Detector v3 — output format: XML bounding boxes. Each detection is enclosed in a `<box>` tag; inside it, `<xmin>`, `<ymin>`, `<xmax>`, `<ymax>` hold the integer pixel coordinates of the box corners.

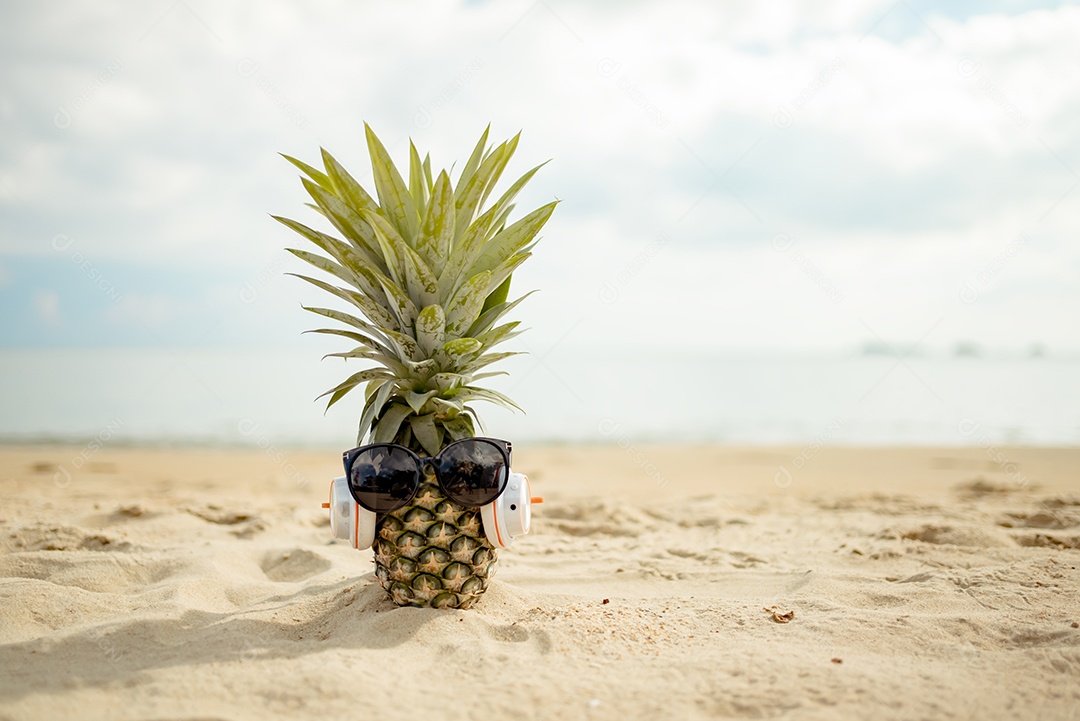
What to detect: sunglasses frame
<box><xmin>342</xmin><ymin>436</ymin><xmax>513</xmax><ymax>514</ymax></box>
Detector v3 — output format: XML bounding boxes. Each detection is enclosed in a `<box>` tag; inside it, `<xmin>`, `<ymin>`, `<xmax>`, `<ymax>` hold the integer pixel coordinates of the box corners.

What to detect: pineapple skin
<box><xmin>372</xmin><ymin>477</ymin><xmax>497</xmax><ymax>608</ymax></box>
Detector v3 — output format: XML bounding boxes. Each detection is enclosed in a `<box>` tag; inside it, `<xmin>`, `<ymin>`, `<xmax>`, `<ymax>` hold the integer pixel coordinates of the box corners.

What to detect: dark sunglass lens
<box><xmin>437</xmin><ymin>440</ymin><xmax>507</xmax><ymax>506</ymax></box>
<box><xmin>347</xmin><ymin>446</ymin><xmax>420</xmax><ymax>513</ymax></box>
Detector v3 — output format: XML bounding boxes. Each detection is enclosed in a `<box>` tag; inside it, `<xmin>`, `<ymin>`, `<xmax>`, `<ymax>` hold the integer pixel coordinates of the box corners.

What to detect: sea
<box><xmin>1</xmin><ymin>348</ymin><xmax>1077</xmax><ymax>449</ymax></box>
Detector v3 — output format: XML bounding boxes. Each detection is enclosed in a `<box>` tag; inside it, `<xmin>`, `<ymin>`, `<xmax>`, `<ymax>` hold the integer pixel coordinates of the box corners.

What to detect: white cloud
<box><xmin>1</xmin><ymin>0</ymin><xmax>1078</xmax><ymax>351</ymax></box>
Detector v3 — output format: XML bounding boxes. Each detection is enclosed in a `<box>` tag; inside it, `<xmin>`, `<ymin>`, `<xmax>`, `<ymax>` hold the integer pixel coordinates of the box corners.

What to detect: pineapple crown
<box><xmin>274</xmin><ymin>124</ymin><xmax>556</xmax><ymax>454</ymax></box>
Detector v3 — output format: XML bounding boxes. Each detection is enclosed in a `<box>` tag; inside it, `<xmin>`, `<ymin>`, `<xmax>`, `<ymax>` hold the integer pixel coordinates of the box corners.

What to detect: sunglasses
<box><xmin>343</xmin><ymin>437</ymin><xmax>512</xmax><ymax>514</ymax></box>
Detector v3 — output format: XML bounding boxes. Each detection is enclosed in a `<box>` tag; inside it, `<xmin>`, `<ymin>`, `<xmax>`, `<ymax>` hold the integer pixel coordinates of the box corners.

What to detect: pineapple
<box><xmin>275</xmin><ymin>124</ymin><xmax>555</xmax><ymax>608</ymax></box>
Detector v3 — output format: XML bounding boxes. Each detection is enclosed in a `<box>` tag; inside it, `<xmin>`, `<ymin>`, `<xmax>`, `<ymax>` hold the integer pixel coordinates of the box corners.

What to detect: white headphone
<box><xmin>325</xmin><ymin>472</ymin><xmax>539</xmax><ymax>550</ymax></box>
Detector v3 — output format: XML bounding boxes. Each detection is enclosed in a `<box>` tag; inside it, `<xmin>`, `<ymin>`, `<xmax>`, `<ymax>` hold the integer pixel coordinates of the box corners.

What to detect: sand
<box><xmin>1</xmin><ymin>443</ymin><xmax>1078</xmax><ymax>720</ymax></box>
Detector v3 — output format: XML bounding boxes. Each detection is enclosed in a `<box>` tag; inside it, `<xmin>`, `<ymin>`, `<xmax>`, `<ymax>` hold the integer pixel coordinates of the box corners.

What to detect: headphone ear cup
<box><xmin>328</xmin><ymin>476</ymin><xmax>376</xmax><ymax>550</ymax></box>
<box><xmin>480</xmin><ymin>472</ymin><xmax>532</xmax><ymax>549</ymax></box>
<box><xmin>353</xmin><ymin>503</ymin><xmax>376</xmax><ymax>551</ymax></box>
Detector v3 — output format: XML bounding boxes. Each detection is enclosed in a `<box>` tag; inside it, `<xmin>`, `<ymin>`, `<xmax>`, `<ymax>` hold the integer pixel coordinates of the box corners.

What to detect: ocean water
<box><xmin>0</xmin><ymin>348</ymin><xmax>1077</xmax><ymax>448</ymax></box>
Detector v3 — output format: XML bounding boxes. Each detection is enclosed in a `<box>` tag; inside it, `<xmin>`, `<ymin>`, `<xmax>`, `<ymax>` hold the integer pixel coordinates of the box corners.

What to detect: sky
<box><xmin>1</xmin><ymin>0</ymin><xmax>1079</xmax><ymax>358</ymax></box>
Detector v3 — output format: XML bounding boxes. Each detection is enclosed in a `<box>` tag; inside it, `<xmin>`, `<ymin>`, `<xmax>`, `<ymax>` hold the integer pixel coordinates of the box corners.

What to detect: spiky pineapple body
<box><xmin>373</xmin><ymin>478</ymin><xmax>497</xmax><ymax>608</ymax></box>
<box><xmin>278</xmin><ymin>123</ymin><xmax>553</xmax><ymax>607</ymax></box>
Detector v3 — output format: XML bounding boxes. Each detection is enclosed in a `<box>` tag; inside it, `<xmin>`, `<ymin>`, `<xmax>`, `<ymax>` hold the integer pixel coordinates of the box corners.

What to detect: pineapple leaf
<box><xmin>406</xmin><ymin>358</ymin><xmax>438</xmax><ymax>377</ymax></box>
<box><xmin>363</xmin><ymin>209</ymin><xmax>410</xmax><ymax>291</ymax></box>
<box><xmin>487</xmin><ymin>161</ymin><xmax>550</xmax><ymax>221</ymax></box>
<box><xmin>323</xmin><ymin>386</ymin><xmax>355</xmax><ymax>413</ymax></box>
<box><xmin>373</xmin><ymin>401</ymin><xmax>414</xmax><ymax>444</ymax></box>
<box><xmin>357</xmin><ymin>380</ymin><xmax>394</xmax><ymax>444</ymax></box>
<box><xmin>364</xmin><ymin>378</ymin><xmax>386</xmax><ymax>401</ymax></box>
<box><xmin>277</xmin><ymin>219</ymin><xmax>387</xmax><ymax>304</ymax></box>
<box><xmin>384</xmin><ymin>328</ymin><xmax>423</xmax><ymax>362</ymax></box>
<box><xmin>322</xmin><ymin>348</ymin><xmax>407</xmax><ymax>377</ymax></box>
<box><xmin>301</xmin><ymin>179</ymin><xmax>383</xmax><ymax>268</ymax></box>
<box><xmin>366</xmin><ymin>207</ymin><xmax>437</xmax><ymax>307</ymax></box>
<box><xmin>469</xmin><ymin>201</ymin><xmax>557</xmax><ymax>276</ymax></box>
<box><xmin>445</xmin><ymin>270</ymin><xmax>492</xmax><ymax>339</ymax></box>
<box><xmin>436</xmin><ymin>202</ymin><xmax>497</xmax><ymax>304</ymax></box>
<box><xmin>461</xmin><ymin>350</ymin><xmax>524</xmax><ymax>374</ymax></box>
<box><xmin>410</xmin><ymin>413</ymin><xmax>442</xmax><ymax>456</ymax></box>
<box><xmin>408</xmin><ymin>141</ymin><xmax>427</xmax><ymax>220</ymax></box>
<box><xmin>442</xmin><ymin>414</ymin><xmax>475</xmax><ymax>441</ymax></box>
<box><xmin>289</xmin><ymin>274</ymin><xmax>400</xmax><ymax>332</ymax></box>
<box><xmin>471</xmin><ymin>370</ymin><xmax>509</xmax><ymax>381</ymax></box>
<box><xmin>321</xmin><ymin>148</ymin><xmax>378</xmax><ymax>215</ymax></box>
<box><xmin>401</xmin><ymin>243</ymin><xmax>439</xmax><ymax>309</ymax></box>
<box><xmin>456</xmin><ymin>124</ymin><xmax>490</xmax><ymax>194</ymax></box>
<box><xmin>465</xmin><ymin>290</ymin><xmax>537</xmax><ymax>338</ymax></box>
<box><xmin>315</xmin><ymin>332</ymin><xmax>395</xmax><ymax>361</ymax></box>
<box><xmin>286</xmin><ymin>248</ymin><xmax>361</xmax><ymax>290</ymax></box>
<box><xmin>322</xmin><ymin>348</ymin><xmax>379</xmax><ymax>360</ymax></box>
<box><xmin>422</xmin><ymin>153</ymin><xmax>434</xmax><ymax>193</ymax></box>
<box><xmin>429</xmin><ymin>395</ymin><xmax>464</xmax><ymax>413</ymax></box>
<box><xmin>317</xmin><ymin>368</ymin><xmax>392</xmax><ymax>410</ymax></box>
<box><xmin>406</xmin><ymin>390</ymin><xmax>438</xmax><ymax>414</ymax></box>
<box><xmin>436</xmin><ymin>337</ymin><xmax>483</xmax><ymax>369</ymax></box>
<box><xmin>372</xmin><ymin>270</ymin><xmax>418</xmax><ymax>333</ymax></box>
<box><xmin>415</xmin><ymin>304</ymin><xmax>446</xmax><ymax>358</ymax></box>
<box><xmin>272</xmin><ymin>216</ymin><xmax>374</xmax><ymax>269</ymax></box>
<box><xmin>454</xmin><ymin>136</ymin><xmax>517</xmax><ymax>241</ymax></box>
<box><xmin>281</xmin><ymin>153</ymin><xmax>332</xmax><ymax>189</ymax></box>
<box><xmin>474</xmin><ymin>320</ymin><xmax>521</xmax><ymax>349</ymax></box>
<box><xmin>365</xmin><ymin>123</ymin><xmax>420</xmax><ymax>243</ymax></box>
<box><xmin>477</xmin><ymin>132</ymin><xmax>520</xmax><ymax>211</ymax></box>
<box><xmin>488</xmin><ymin>203</ymin><xmax>516</xmax><ymax>240</ymax></box>
<box><xmin>342</xmin><ymin>263</ymin><xmax>391</xmax><ymax>311</ymax></box>
<box><xmin>418</xmin><ymin>170</ymin><xmax>455</xmax><ymax>276</ymax></box>
<box><xmin>482</xmin><ymin>273</ymin><xmax>513</xmax><ymax>315</ymax></box>
<box><xmin>303</xmin><ymin>327</ymin><xmax>380</xmax><ymax>345</ymax></box>
<box><xmin>486</xmin><ymin>252</ymin><xmax>530</xmax><ymax>301</ymax></box>
<box><xmin>456</xmin><ymin>385</ymin><xmax>524</xmax><ymax>413</ymax></box>
<box><xmin>300</xmin><ymin>306</ymin><xmax>390</xmax><ymax>344</ymax></box>
<box><xmin>428</xmin><ymin>372</ymin><xmax>468</xmax><ymax>393</ymax></box>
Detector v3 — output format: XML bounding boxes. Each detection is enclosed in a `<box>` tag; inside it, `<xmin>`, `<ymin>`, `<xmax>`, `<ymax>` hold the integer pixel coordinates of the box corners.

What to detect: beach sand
<box><xmin>1</xmin><ymin>444</ymin><xmax>1078</xmax><ymax>720</ymax></box>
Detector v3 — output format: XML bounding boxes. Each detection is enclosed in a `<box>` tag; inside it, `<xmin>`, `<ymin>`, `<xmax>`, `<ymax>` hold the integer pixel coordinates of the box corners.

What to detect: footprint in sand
<box><xmin>481</xmin><ymin>619</ymin><xmax>552</xmax><ymax>654</ymax></box>
<box><xmin>952</xmin><ymin>478</ymin><xmax>1028</xmax><ymax>498</ymax></box>
<box><xmin>998</xmin><ymin>509</ymin><xmax>1077</xmax><ymax>530</ymax></box>
<box><xmin>0</xmin><ymin>549</ymin><xmax>179</xmax><ymax>593</ymax></box>
<box><xmin>260</xmin><ymin>549</ymin><xmax>332</xmax><ymax>582</ymax></box>
<box><xmin>186</xmin><ymin>505</ymin><xmax>267</xmax><ymax>538</ymax></box>
<box><xmin>5</xmin><ymin>523</ymin><xmax>132</xmax><ymax>552</ymax></box>
<box><xmin>186</xmin><ymin>505</ymin><xmax>255</xmax><ymax>525</ymax></box>
<box><xmin>1012</xmin><ymin>533</ymin><xmax>1080</xmax><ymax>550</ymax></box>
<box><xmin>898</xmin><ymin>524</ymin><xmax>1015</xmax><ymax>548</ymax></box>
<box><xmin>485</xmin><ymin>623</ymin><xmax>530</xmax><ymax>643</ymax></box>
<box><xmin>543</xmin><ymin>501</ymin><xmax>656</xmax><ymax>537</ymax></box>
